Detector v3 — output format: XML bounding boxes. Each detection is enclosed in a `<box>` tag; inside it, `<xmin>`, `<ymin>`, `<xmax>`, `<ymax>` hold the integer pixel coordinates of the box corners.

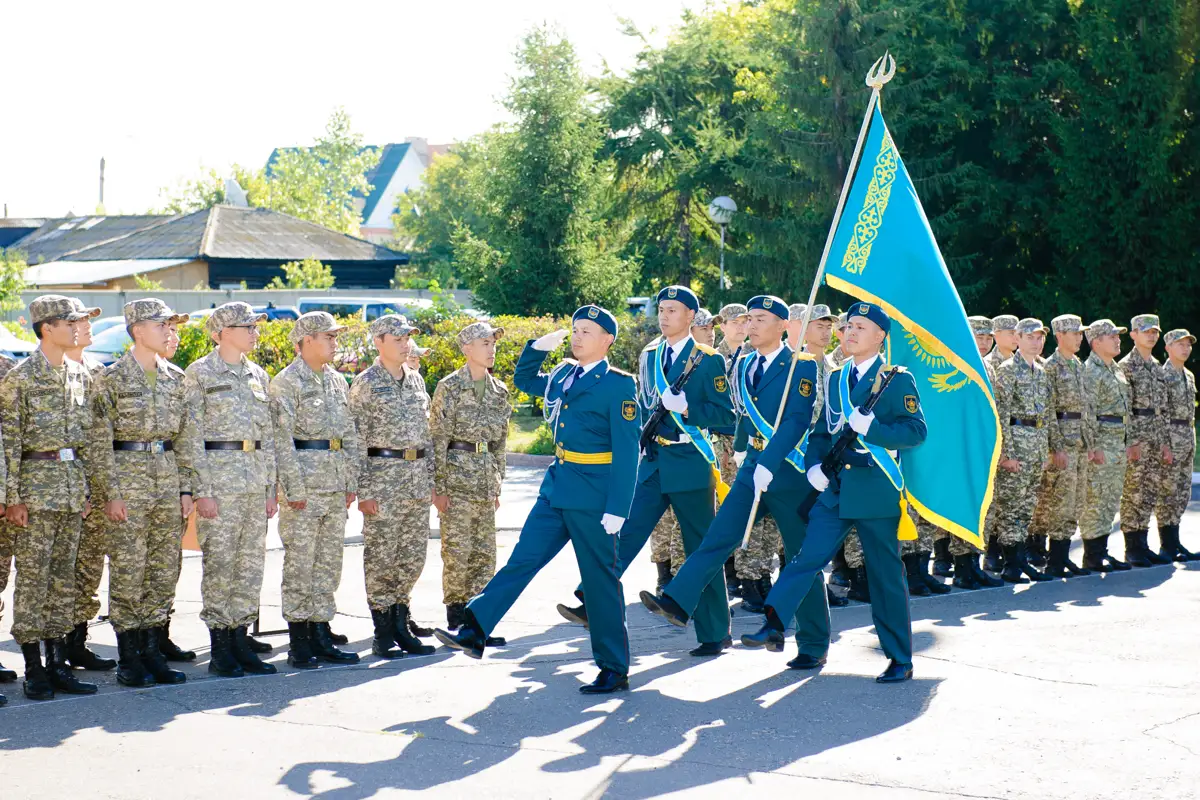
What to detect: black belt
<box><xmin>1055</xmin><ymin>412</ymin><xmax>1082</xmax><ymax>421</ymax></box>
<box><xmin>367</xmin><ymin>447</ymin><xmax>426</xmax><ymax>460</ymax></box>
<box><xmin>1169</xmin><ymin>418</ymin><xmax>1192</xmax><ymax>426</ymax></box>
<box><xmin>22</xmin><ymin>448</ymin><xmax>78</xmax><ymax>461</ymax></box>
<box><xmin>114</xmin><ymin>440</ymin><xmax>173</xmax><ymax>452</ymax></box>
<box><xmin>1010</xmin><ymin>417</ymin><xmax>1042</xmax><ymax>428</ymax></box>
<box><xmin>448</xmin><ymin>440</ymin><xmax>497</xmax><ymax>454</ymax></box>
<box><xmin>1132</xmin><ymin>408</ymin><xmax>1156</xmax><ymax>417</ymax></box>
<box><xmin>293</xmin><ymin>439</ymin><xmax>343</xmax><ymax>451</ymax></box>
<box><xmin>1096</xmin><ymin>415</ymin><xmax>1125</xmax><ymax>424</ymax></box>
<box><xmin>205</xmin><ymin>440</ymin><xmax>261</xmax><ymax>451</ymax></box>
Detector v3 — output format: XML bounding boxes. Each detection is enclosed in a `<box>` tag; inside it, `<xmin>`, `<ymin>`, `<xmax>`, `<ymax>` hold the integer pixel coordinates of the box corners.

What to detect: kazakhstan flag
<box><xmin>825</xmin><ymin>102</ymin><xmax>1000</xmax><ymax>547</ymax></box>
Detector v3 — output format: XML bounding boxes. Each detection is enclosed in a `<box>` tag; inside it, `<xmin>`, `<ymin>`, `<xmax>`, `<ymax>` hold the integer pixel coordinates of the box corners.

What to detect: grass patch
<box><xmin>508</xmin><ymin>414</ymin><xmax>555</xmax><ymax>455</ymax></box>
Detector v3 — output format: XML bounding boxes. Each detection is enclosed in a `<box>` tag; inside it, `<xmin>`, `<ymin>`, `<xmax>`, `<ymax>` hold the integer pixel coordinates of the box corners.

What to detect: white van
<box><xmin>296</xmin><ymin>296</ymin><xmax>433</xmax><ymax>322</ymax></box>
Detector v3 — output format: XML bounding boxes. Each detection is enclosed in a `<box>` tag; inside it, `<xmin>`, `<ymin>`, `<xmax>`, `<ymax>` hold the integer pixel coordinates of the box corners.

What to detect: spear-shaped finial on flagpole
<box><xmin>865</xmin><ymin>52</ymin><xmax>897</xmax><ymax>90</ymax></box>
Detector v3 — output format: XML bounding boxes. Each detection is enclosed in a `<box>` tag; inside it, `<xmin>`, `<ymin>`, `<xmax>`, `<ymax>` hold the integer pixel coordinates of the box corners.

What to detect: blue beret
<box><xmin>573</xmin><ymin>305</ymin><xmax>618</xmax><ymax>339</ymax></box>
<box><xmin>747</xmin><ymin>295</ymin><xmax>788</xmax><ymax>321</ymax></box>
<box><xmin>656</xmin><ymin>285</ymin><xmax>699</xmax><ymax>312</ymax></box>
<box><xmin>847</xmin><ymin>301</ymin><xmax>891</xmax><ymax>334</ymax></box>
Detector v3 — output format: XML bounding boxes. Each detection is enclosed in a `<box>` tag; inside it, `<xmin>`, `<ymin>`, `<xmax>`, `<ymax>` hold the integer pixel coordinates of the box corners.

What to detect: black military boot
<box><xmin>141</xmin><ymin>629</ymin><xmax>187</xmax><ymax>684</ymax></box>
<box><xmin>45</xmin><ymin>638</ymin><xmax>98</xmax><ymax>694</ymax></box>
<box><xmin>1083</xmin><ymin>535</ymin><xmax>1131</xmax><ymax>572</ymax></box>
<box><xmin>1171</xmin><ymin>526</ymin><xmax>1200</xmax><ymax>561</ymax></box>
<box><xmin>983</xmin><ymin>538</ymin><xmax>1004</xmax><ymax>572</ymax></box>
<box><xmin>65</xmin><ymin>621</ymin><xmax>116</xmax><ymax>671</ymax></box>
<box><xmin>0</xmin><ymin>658</ymin><xmax>16</xmax><ymax>684</ymax></box>
<box><xmin>434</xmin><ymin>609</ymin><xmax>488</xmax><ymax>659</ymax></box>
<box><xmin>245</xmin><ymin>631</ymin><xmax>274</xmax><ymax>654</ymax></box>
<box><xmin>393</xmin><ymin>604</ymin><xmax>436</xmax><ymax>655</ymax></box>
<box><xmin>1042</xmin><ymin>538</ymin><xmax>1072</xmax><ymax>579</ymax></box>
<box><xmin>115</xmin><ymin>629</ymin><xmax>154</xmax><ymax>687</ymax></box>
<box><xmin>1123</xmin><ymin>530</ymin><xmax>1153</xmax><ymax>568</ymax></box>
<box><xmin>903</xmin><ymin>553</ymin><xmax>930</xmax><ymax>596</ymax></box>
<box><xmin>207</xmin><ymin>627</ymin><xmax>245</xmax><ymax>677</ymax></box>
<box><xmin>21</xmin><ymin>642</ymin><xmax>53</xmax><ymax>701</ymax></box>
<box><xmin>1063</xmin><ymin>541</ymin><xmax>1092</xmax><ymax>576</ymax></box>
<box><xmin>1143</xmin><ymin>529</ymin><xmax>1171</xmax><ymax>565</ymax></box>
<box><xmin>1012</xmin><ymin>542</ymin><xmax>1052</xmax><ymax>583</ymax></box>
<box><xmin>829</xmin><ymin>546</ymin><xmax>851</xmax><ymax>588</ymax></box>
<box><xmin>286</xmin><ymin>621</ymin><xmax>320</xmax><ymax>669</ymax></box>
<box><xmin>919</xmin><ymin>554</ymin><xmax>951</xmax><ymax>594</ymax></box>
<box><xmin>826</xmin><ymin>583</ymin><xmax>849</xmax><ymax>607</ymax></box>
<box><xmin>231</xmin><ymin>625</ymin><xmax>278</xmax><ymax>674</ymax></box>
<box><xmin>371</xmin><ymin>607</ymin><xmax>404</xmax><ymax>659</ymax></box>
<box><xmin>1158</xmin><ymin>524</ymin><xmax>1195</xmax><ymax>562</ymax></box>
<box><xmin>656</xmin><ymin>561</ymin><xmax>673</xmax><ymax>595</ymax></box>
<box><xmin>1027</xmin><ymin>535</ymin><xmax>1048</xmax><ymax>568</ymax></box>
<box><xmin>932</xmin><ymin>538</ymin><xmax>954</xmax><ymax>577</ymax></box>
<box><xmin>158</xmin><ymin>619</ymin><xmax>196</xmax><ymax>662</ymax></box>
<box><xmin>311</xmin><ymin>622</ymin><xmax>359</xmax><ymax>664</ymax></box>
<box><xmin>740</xmin><ymin>577</ymin><xmax>766</xmax><ymax>612</ymax></box>
<box><xmin>446</xmin><ymin>603</ymin><xmax>467</xmax><ymax>630</ymax></box>
<box><xmin>759</xmin><ymin>573</ymin><xmax>773</xmax><ymax>598</ymax></box>
<box><xmin>1000</xmin><ymin>544</ymin><xmax>1029</xmax><ymax>584</ymax></box>
<box><xmin>952</xmin><ymin>554</ymin><xmax>981</xmax><ymax>589</ymax></box>
<box><xmin>724</xmin><ymin>557</ymin><xmax>741</xmax><ymax>597</ymax></box>
<box><xmin>847</xmin><ymin>566</ymin><xmax>871</xmax><ymax>602</ymax></box>
<box><xmin>971</xmin><ymin>554</ymin><xmax>1004</xmax><ymax>587</ymax></box>
<box><xmin>408</xmin><ymin>615</ymin><xmax>434</xmax><ymax>638</ymax></box>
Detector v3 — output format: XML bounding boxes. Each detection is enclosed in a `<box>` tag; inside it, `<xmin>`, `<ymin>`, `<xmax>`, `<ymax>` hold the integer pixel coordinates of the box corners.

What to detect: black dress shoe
<box><xmin>639</xmin><ymin>591</ymin><xmax>689</xmax><ymax>627</ymax></box>
<box><xmin>556</xmin><ymin>602</ymin><xmax>589</xmax><ymax>628</ymax></box>
<box><xmin>433</xmin><ymin>626</ymin><xmax>485</xmax><ymax>659</ymax></box>
<box><xmin>580</xmin><ymin>669</ymin><xmax>629</xmax><ymax>694</ymax></box>
<box><xmin>485</xmin><ymin>636</ymin><xmax>506</xmax><ymax>647</ymax></box>
<box><xmin>826</xmin><ymin>585</ymin><xmax>849</xmax><ymax>607</ymax></box>
<box><xmin>689</xmin><ymin>637</ymin><xmax>733</xmax><ymax>657</ymax></box>
<box><xmin>786</xmin><ymin>653</ymin><xmax>827</xmax><ymax>670</ymax></box>
<box><xmin>0</xmin><ymin>665</ymin><xmax>17</xmax><ymax>683</ymax></box>
<box><xmin>876</xmin><ymin>660</ymin><xmax>913</xmax><ymax>683</ymax></box>
<box><xmin>740</xmin><ymin>616</ymin><xmax>786</xmax><ymax>652</ymax></box>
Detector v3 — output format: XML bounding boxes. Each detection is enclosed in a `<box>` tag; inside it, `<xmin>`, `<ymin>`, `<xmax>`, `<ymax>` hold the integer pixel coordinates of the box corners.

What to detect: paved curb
<box><xmin>506</xmin><ymin>453</ymin><xmax>554</xmax><ymax>468</ymax></box>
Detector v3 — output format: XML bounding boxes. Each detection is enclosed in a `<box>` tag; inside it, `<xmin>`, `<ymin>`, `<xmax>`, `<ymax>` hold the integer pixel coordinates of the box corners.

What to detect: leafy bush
<box><xmin>523</xmin><ymin>422</ymin><xmax>557</xmax><ymax>456</ymax></box>
<box><xmin>3</xmin><ymin>320</ymin><xmax>35</xmax><ymax>342</ymax></box>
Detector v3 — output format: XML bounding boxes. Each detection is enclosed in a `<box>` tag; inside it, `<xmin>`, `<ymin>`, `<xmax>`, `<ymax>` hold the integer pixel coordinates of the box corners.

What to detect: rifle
<box><xmin>797</xmin><ymin>366</ymin><xmax>900</xmax><ymax>523</ymax></box>
<box><xmin>639</xmin><ymin>350</ymin><xmax>705</xmax><ymax>460</ymax></box>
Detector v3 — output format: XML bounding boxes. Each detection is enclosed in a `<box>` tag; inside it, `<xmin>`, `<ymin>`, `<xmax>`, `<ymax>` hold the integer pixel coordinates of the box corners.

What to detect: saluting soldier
<box><xmin>270</xmin><ymin>312</ymin><xmax>361</xmax><ymax>669</ymax></box>
<box><xmin>89</xmin><ymin>299</ymin><xmax>193</xmax><ymax>687</ymax></box>
<box><xmin>2</xmin><ymin>295</ymin><xmax>100</xmax><ymax>700</ymax></box>
<box><xmin>430</xmin><ymin>321</ymin><xmax>511</xmax><ymax>639</ymax></box>
<box><xmin>436</xmin><ymin>305</ymin><xmax>640</xmax><ymax>694</ymax></box>
<box><xmin>1155</xmin><ymin>329</ymin><xmax>1198</xmax><ymax>561</ymax></box>
<box><xmin>178</xmin><ymin>302</ymin><xmax>278</xmax><ymax>678</ymax></box>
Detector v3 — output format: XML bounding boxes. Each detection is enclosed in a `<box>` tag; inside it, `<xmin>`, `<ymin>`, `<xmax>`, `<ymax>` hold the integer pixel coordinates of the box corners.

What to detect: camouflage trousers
<box><xmin>107</xmin><ymin>497</ymin><xmax>184</xmax><ymax>633</ymax></box>
<box><xmin>363</xmin><ymin>497</ymin><xmax>429</xmax><ymax>609</ymax></box>
<box><xmin>439</xmin><ymin>498</ymin><xmax>495</xmax><ymax>606</ymax></box>
<box><xmin>934</xmin><ymin>528</ymin><xmax>979</xmax><ymax>557</ymax></box>
<box><xmin>280</xmin><ymin>492</ymin><xmax>348</xmax><ymax>623</ymax></box>
<box><xmin>900</xmin><ymin>507</ymin><xmax>936</xmax><ymax>555</ymax></box>
<box><xmin>1155</xmin><ymin>446</ymin><xmax>1194</xmax><ymax>527</ymax></box>
<box><xmin>649</xmin><ymin>506</ymin><xmax>685</xmax><ymax>573</ymax></box>
<box><xmin>995</xmin><ymin>459</ymin><xmax>1043</xmax><ymax>547</ymax></box>
<box><xmin>1030</xmin><ymin>445</ymin><xmax>1087</xmax><ymax>541</ymax></box>
<box><xmin>844</xmin><ymin>530</ymin><xmax>864</xmax><ymax>568</ymax></box>
<box><xmin>72</xmin><ymin>506</ymin><xmax>108</xmax><ymax>625</ymax></box>
<box><xmin>197</xmin><ymin>491</ymin><xmax>267</xmax><ymax>629</ymax></box>
<box><xmin>1120</xmin><ymin>446</ymin><xmax>1162</xmax><ymax>532</ymax></box>
<box><xmin>0</xmin><ymin>522</ymin><xmax>13</xmax><ymax>624</ymax></box>
<box><xmin>1080</xmin><ymin>436</ymin><xmax>1127</xmax><ymax>541</ymax></box>
<box><xmin>11</xmin><ymin>511</ymin><xmax>82</xmax><ymax>645</ymax></box>
<box><xmin>735</xmin><ymin>512</ymin><xmax>780</xmax><ymax>580</ymax></box>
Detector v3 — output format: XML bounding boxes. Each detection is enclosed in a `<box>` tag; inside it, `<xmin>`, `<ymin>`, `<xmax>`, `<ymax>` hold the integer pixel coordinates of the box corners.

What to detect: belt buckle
<box><xmin>151</xmin><ymin>441</ymin><xmax>165</xmax><ymax>454</ymax></box>
<box><xmin>331</xmin><ymin>439</ymin><xmax>342</xmax><ymax>451</ymax></box>
<box><xmin>403</xmin><ymin>448</ymin><xmax>418</xmax><ymax>461</ymax></box>
<box><xmin>242</xmin><ymin>440</ymin><xmax>254</xmax><ymax>452</ymax></box>
<box><xmin>476</xmin><ymin>441</ymin><xmax>488</xmax><ymax>454</ymax></box>
<box><xmin>58</xmin><ymin>448</ymin><xmax>75</xmax><ymax>462</ymax></box>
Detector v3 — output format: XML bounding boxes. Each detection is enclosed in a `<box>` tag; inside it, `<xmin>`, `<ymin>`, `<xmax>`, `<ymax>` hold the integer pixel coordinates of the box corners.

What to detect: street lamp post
<box><xmin>706</xmin><ymin>196</ymin><xmax>737</xmax><ymax>293</ymax></box>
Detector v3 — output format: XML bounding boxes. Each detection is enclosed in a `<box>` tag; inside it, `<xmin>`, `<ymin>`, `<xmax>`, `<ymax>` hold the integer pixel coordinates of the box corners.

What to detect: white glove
<box><xmin>848</xmin><ymin>408</ymin><xmax>875</xmax><ymax>435</ymax></box>
<box><xmin>601</xmin><ymin>513</ymin><xmax>625</xmax><ymax>535</ymax></box>
<box><xmin>733</xmin><ymin>451</ymin><xmax>746</xmax><ymax>468</ymax></box>
<box><xmin>753</xmin><ymin>464</ymin><xmax>773</xmax><ymax>494</ymax></box>
<box><xmin>661</xmin><ymin>388</ymin><xmax>688</xmax><ymax>414</ymax></box>
<box><xmin>807</xmin><ymin>465</ymin><xmax>830</xmax><ymax>492</ymax></box>
<box><xmin>532</xmin><ymin>329</ymin><xmax>570</xmax><ymax>351</ymax></box>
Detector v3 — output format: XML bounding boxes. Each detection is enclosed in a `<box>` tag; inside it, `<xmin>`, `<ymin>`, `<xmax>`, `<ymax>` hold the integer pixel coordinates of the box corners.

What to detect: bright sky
<box><xmin>0</xmin><ymin>0</ymin><xmax>708</xmax><ymax>219</ymax></box>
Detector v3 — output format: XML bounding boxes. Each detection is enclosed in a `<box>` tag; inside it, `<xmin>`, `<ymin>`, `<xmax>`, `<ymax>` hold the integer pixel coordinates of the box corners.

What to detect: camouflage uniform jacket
<box><xmin>994</xmin><ymin>355</ymin><xmax>1053</xmax><ymax>463</ymax></box>
<box><xmin>1082</xmin><ymin>353</ymin><xmax>1131</xmax><ymax>452</ymax></box>
<box><xmin>270</xmin><ymin>357</ymin><xmax>359</xmax><ymax>502</ymax></box>
<box><xmin>89</xmin><ymin>351</ymin><xmax>191</xmax><ymax>504</ymax></box>
<box><xmin>984</xmin><ymin>347</ymin><xmax>1013</xmax><ymax>376</ymax></box>
<box><xmin>1160</xmin><ymin>361</ymin><xmax>1196</xmax><ymax>456</ymax></box>
<box><xmin>1118</xmin><ymin>348</ymin><xmax>1165</xmax><ymax>448</ymax></box>
<box><xmin>348</xmin><ymin>359</ymin><xmax>433</xmax><ymax>502</ymax></box>
<box><xmin>0</xmin><ymin>349</ymin><xmax>92</xmax><ymax>512</ymax></box>
<box><xmin>1043</xmin><ymin>350</ymin><xmax>1087</xmax><ymax>453</ymax></box>
<box><xmin>179</xmin><ymin>350</ymin><xmax>276</xmax><ymax>499</ymax></box>
<box><xmin>430</xmin><ymin>365</ymin><xmax>510</xmax><ymax>499</ymax></box>
<box><xmin>717</xmin><ymin>339</ymin><xmax>745</xmax><ymax>374</ymax></box>
<box><xmin>0</xmin><ymin>354</ymin><xmax>16</xmax><ymax>382</ymax></box>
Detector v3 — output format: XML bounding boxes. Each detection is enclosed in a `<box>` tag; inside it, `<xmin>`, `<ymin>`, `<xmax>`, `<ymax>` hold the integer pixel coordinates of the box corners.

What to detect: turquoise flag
<box><xmin>825</xmin><ymin>102</ymin><xmax>1000</xmax><ymax>547</ymax></box>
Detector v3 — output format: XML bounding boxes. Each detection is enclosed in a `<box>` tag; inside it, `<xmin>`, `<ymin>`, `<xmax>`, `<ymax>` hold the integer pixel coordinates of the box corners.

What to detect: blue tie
<box><xmin>849</xmin><ymin>367</ymin><xmax>859</xmax><ymax>392</ymax></box>
<box><xmin>563</xmin><ymin>365</ymin><xmax>584</xmax><ymax>392</ymax></box>
<box><xmin>663</xmin><ymin>348</ymin><xmax>674</xmax><ymax>377</ymax></box>
<box><xmin>751</xmin><ymin>355</ymin><xmax>766</xmax><ymax>389</ymax></box>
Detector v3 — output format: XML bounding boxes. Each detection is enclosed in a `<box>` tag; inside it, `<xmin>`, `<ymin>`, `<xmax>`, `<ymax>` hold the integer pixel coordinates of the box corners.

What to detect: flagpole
<box><xmin>740</xmin><ymin>53</ymin><xmax>896</xmax><ymax>549</ymax></box>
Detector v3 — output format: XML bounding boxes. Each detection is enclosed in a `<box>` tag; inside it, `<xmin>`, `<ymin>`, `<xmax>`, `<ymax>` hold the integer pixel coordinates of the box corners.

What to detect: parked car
<box><xmin>90</xmin><ymin>316</ymin><xmax>125</xmax><ymax>337</ymax></box>
<box><xmin>297</xmin><ymin>296</ymin><xmax>432</xmax><ymax>322</ymax></box>
<box><xmin>256</xmin><ymin>303</ymin><xmax>298</xmax><ymax>321</ymax></box>
<box><xmin>84</xmin><ymin>325</ymin><xmax>132</xmax><ymax>366</ymax></box>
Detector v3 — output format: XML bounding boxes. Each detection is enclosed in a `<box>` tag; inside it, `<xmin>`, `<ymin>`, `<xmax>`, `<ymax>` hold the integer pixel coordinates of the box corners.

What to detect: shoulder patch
<box><xmin>621</xmin><ymin>400</ymin><xmax>637</xmax><ymax>421</ymax></box>
<box><xmin>904</xmin><ymin>394</ymin><xmax>919</xmax><ymax>414</ymax></box>
<box><xmin>798</xmin><ymin>378</ymin><xmax>814</xmax><ymax>397</ymax></box>
<box><xmin>714</xmin><ymin>375</ymin><xmax>728</xmax><ymax>394</ymax></box>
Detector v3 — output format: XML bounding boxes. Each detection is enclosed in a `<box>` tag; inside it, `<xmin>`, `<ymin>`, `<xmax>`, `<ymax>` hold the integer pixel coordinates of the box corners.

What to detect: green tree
<box><xmin>155</xmin><ymin>165</ymin><xmax>269</xmax><ymax>215</ymax></box>
<box><xmin>133</xmin><ymin>273</ymin><xmax>166</xmax><ymax>291</ymax></box>
<box><xmin>0</xmin><ymin>248</ymin><xmax>29</xmax><ymax>312</ymax></box>
<box><xmin>266</xmin><ymin>258</ymin><xmax>335</xmax><ymax>289</ymax></box>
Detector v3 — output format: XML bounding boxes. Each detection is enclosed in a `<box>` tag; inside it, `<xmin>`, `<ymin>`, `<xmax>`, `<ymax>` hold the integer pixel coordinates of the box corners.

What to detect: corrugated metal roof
<box><xmin>11</xmin><ymin>215</ymin><xmax>168</xmax><ymax>263</ymax></box>
<box><xmin>25</xmin><ymin>258</ymin><xmax>195</xmax><ymax>286</ymax></box>
<box><xmin>201</xmin><ymin>206</ymin><xmax>402</xmax><ymax>261</ymax></box>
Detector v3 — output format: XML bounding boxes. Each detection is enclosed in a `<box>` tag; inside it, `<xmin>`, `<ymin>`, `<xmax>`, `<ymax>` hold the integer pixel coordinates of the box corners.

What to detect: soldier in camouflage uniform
<box><xmin>430</xmin><ymin>321</ymin><xmax>511</xmax><ymax>642</ymax></box>
<box><xmin>1118</xmin><ymin>314</ymin><xmax>1173</xmax><ymax>567</ymax></box>
<box><xmin>1079</xmin><ymin>320</ymin><xmax>1134</xmax><ymax>572</ymax></box>
<box><xmin>992</xmin><ymin>318</ymin><xmax>1055</xmax><ymax>583</ymax></box>
<box><xmin>2</xmin><ymin>296</ymin><xmax>101</xmax><ymax>700</ymax></box>
<box><xmin>271</xmin><ymin>311</ymin><xmax>361</xmax><ymax>668</ymax></box>
<box><xmin>1155</xmin><ymin>329</ymin><xmax>1199</xmax><ymax>561</ymax></box>
<box><xmin>981</xmin><ymin>314</ymin><xmax>1020</xmax><ymax>571</ymax></box>
<box><xmin>691</xmin><ymin>308</ymin><xmax>717</xmax><ymax>348</ymax></box>
<box><xmin>89</xmin><ymin>299</ymin><xmax>194</xmax><ymax>687</ymax></box>
<box><xmin>1028</xmin><ymin>315</ymin><xmax>1092</xmax><ymax>578</ymax></box>
<box><xmin>179</xmin><ymin>301</ymin><xmax>279</xmax><ymax>678</ymax></box>
<box><xmin>0</xmin><ymin>352</ymin><xmax>19</xmax><ymax>699</ymax></box>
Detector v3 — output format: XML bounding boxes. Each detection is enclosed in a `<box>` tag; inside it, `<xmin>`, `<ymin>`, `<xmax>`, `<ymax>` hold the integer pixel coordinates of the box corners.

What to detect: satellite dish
<box><xmin>706</xmin><ymin>196</ymin><xmax>737</xmax><ymax>226</ymax></box>
<box><xmin>224</xmin><ymin>179</ymin><xmax>250</xmax><ymax>208</ymax></box>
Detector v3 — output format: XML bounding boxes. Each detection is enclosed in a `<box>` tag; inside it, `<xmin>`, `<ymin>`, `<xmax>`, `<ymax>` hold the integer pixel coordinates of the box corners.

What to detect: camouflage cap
<box><xmin>836</xmin><ymin>311</ymin><xmax>848</xmax><ymax>329</ymax></box>
<box><xmin>68</xmin><ymin>297</ymin><xmax>103</xmax><ymax>320</ymax></box>
<box><xmin>30</xmin><ymin>294</ymin><xmax>93</xmax><ymax>324</ymax></box>
<box><xmin>408</xmin><ymin>340</ymin><xmax>430</xmax><ymax>357</ymax></box>
<box><xmin>289</xmin><ymin>311</ymin><xmax>348</xmax><ymax>344</ymax></box>
<box><xmin>123</xmin><ymin>298</ymin><xmax>188</xmax><ymax>327</ymax></box>
<box><xmin>368</xmin><ymin>314</ymin><xmax>419</xmax><ymax>340</ymax></box>
<box><xmin>808</xmin><ymin>304</ymin><xmax>836</xmax><ymax>321</ymax></box>
<box><xmin>691</xmin><ymin>308</ymin><xmax>715</xmax><ymax>328</ymax></box>
<box><xmin>1164</xmin><ymin>329</ymin><xmax>1196</xmax><ymax>346</ymax></box>
<box><xmin>967</xmin><ymin>315</ymin><xmax>994</xmax><ymax>335</ymax></box>
<box><xmin>1085</xmin><ymin>319</ymin><xmax>1127</xmax><ymax>343</ymax></box>
<box><xmin>1016</xmin><ymin>318</ymin><xmax>1048</xmax><ymax>335</ymax></box>
<box><xmin>206</xmin><ymin>301</ymin><xmax>267</xmax><ymax>334</ymax></box>
<box><xmin>787</xmin><ymin>303</ymin><xmax>807</xmax><ymax>322</ymax></box>
<box><xmin>991</xmin><ymin>314</ymin><xmax>1019</xmax><ymax>332</ymax></box>
<box><xmin>456</xmin><ymin>320</ymin><xmax>505</xmax><ymax>349</ymax></box>
<box><xmin>1130</xmin><ymin>314</ymin><xmax>1162</xmax><ymax>333</ymax></box>
<box><xmin>717</xmin><ymin>303</ymin><xmax>748</xmax><ymax>323</ymax></box>
<box><xmin>1050</xmin><ymin>314</ymin><xmax>1083</xmax><ymax>334</ymax></box>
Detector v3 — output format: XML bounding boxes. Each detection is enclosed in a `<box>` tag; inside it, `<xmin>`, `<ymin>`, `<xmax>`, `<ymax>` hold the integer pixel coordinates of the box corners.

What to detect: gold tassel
<box><xmin>714</xmin><ymin>467</ymin><xmax>731</xmax><ymax>506</ymax></box>
<box><xmin>897</xmin><ymin>493</ymin><xmax>918</xmax><ymax>541</ymax></box>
